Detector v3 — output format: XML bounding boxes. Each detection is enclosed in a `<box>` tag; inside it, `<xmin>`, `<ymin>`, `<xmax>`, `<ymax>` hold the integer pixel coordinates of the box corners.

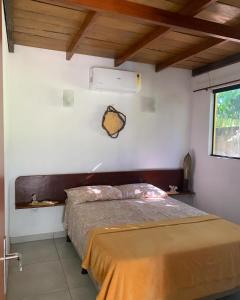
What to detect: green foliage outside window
<box><xmin>213</xmin><ymin>85</ymin><xmax>240</xmax><ymax>158</ymax></box>
<box><xmin>215</xmin><ymin>88</ymin><xmax>240</xmax><ymax>128</ymax></box>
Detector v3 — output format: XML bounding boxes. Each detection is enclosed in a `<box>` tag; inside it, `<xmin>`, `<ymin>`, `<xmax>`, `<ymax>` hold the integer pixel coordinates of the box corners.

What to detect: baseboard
<box><xmin>10</xmin><ymin>231</ymin><xmax>66</xmax><ymax>244</ymax></box>
<box><xmin>53</xmin><ymin>231</ymin><xmax>66</xmax><ymax>239</ymax></box>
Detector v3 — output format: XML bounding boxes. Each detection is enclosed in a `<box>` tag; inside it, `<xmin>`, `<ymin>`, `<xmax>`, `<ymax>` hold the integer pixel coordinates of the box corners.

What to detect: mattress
<box><xmin>65</xmin><ymin>196</ymin><xmax>207</xmax><ymax>258</ymax></box>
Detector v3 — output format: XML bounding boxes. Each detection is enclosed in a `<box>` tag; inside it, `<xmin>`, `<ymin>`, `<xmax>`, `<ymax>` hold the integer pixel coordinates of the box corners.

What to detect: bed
<box><xmin>65</xmin><ymin>191</ymin><xmax>207</xmax><ymax>259</ymax></box>
<box><xmin>65</xmin><ymin>185</ymin><xmax>240</xmax><ymax>300</ymax></box>
<box><xmin>15</xmin><ymin>170</ymin><xmax>240</xmax><ymax>300</ymax></box>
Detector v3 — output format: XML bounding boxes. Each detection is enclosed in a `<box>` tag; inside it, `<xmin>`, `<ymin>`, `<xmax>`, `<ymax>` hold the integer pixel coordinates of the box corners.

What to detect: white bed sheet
<box><xmin>65</xmin><ymin>196</ymin><xmax>207</xmax><ymax>258</ymax></box>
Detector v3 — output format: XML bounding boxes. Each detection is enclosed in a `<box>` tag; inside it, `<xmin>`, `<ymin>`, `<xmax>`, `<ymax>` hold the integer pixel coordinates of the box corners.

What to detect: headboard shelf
<box><xmin>16</xmin><ymin>200</ymin><xmax>65</xmax><ymax>209</ymax></box>
<box><xmin>15</xmin><ymin>169</ymin><xmax>184</xmax><ymax>209</ymax></box>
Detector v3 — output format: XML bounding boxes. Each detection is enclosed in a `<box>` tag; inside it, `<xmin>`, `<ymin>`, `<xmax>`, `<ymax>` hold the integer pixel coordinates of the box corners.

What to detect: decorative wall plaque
<box><xmin>102</xmin><ymin>106</ymin><xmax>126</xmax><ymax>138</ymax></box>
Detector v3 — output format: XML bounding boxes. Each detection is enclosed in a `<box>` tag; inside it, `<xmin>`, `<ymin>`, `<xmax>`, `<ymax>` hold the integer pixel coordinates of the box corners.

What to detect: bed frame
<box><xmin>15</xmin><ymin>169</ymin><xmax>240</xmax><ymax>299</ymax></box>
<box><xmin>15</xmin><ymin>169</ymin><xmax>184</xmax><ymax>208</ymax></box>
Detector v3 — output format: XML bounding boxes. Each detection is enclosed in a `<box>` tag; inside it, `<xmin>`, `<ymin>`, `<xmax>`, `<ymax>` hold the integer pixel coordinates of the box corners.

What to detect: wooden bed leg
<box><xmin>66</xmin><ymin>235</ymin><xmax>71</xmax><ymax>243</ymax></box>
<box><xmin>81</xmin><ymin>268</ymin><xmax>88</xmax><ymax>275</ymax></box>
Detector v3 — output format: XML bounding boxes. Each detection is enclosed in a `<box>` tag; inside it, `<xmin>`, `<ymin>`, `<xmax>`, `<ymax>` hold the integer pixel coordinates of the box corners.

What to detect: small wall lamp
<box><xmin>63</xmin><ymin>90</ymin><xmax>74</xmax><ymax>107</ymax></box>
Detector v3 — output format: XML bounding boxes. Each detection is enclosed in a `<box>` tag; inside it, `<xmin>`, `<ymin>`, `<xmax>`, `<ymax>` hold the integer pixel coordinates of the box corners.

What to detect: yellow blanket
<box><xmin>82</xmin><ymin>215</ymin><xmax>240</xmax><ymax>300</ymax></box>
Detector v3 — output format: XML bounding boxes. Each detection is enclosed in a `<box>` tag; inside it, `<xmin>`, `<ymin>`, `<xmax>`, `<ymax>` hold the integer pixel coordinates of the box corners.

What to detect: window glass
<box><xmin>212</xmin><ymin>85</ymin><xmax>240</xmax><ymax>159</ymax></box>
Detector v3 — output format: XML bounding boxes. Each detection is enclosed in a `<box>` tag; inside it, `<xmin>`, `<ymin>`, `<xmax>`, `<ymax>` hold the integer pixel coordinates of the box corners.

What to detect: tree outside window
<box><xmin>212</xmin><ymin>85</ymin><xmax>240</xmax><ymax>159</ymax></box>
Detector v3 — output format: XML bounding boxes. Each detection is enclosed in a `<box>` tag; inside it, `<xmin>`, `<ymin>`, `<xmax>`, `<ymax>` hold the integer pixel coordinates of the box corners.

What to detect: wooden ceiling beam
<box><xmin>155</xmin><ymin>38</ymin><xmax>225</xmax><ymax>72</ymax></box>
<box><xmin>38</xmin><ymin>0</ymin><xmax>240</xmax><ymax>43</ymax></box>
<box><xmin>3</xmin><ymin>0</ymin><xmax>14</xmax><ymax>53</ymax></box>
<box><xmin>115</xmin><ymin>27</ymin><xmax>170</xmax><ymax>67</ymax></box>
<box><xmin>192</xmin><ymin>52</ymin><xmax>240</xmax><ymax>76</ymax></box>
<box><xmin>115</xmin><ymin>0</ymin><xmax>216</xmax><ymax>67</ymax></box>
<box><xmin>179</xmin><ymin>0</ymin><xmax>217</xmax><ymax>16</ymax></box>
<box><xmin>155</xmin><ymin>6</ymin><xmax>240</xmax><ymax>72</ymax></box>
<box><xmin>66</xmin><ymin>11</ymin><xmax>97</xmax><ymax>60</ymax></box>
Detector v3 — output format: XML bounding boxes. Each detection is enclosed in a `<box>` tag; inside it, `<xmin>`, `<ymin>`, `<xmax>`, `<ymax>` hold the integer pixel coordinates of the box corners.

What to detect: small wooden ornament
<box><xmin>183</xmin><ymin>152</ymin><xmax>192</xmax><ymax>192</ymax></box>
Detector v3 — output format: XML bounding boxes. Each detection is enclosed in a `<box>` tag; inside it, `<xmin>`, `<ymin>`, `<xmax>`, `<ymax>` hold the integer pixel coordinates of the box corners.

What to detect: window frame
<box><xmin>211</xmin><ymin>83</ymin><xmax>240</xmax><ymax>160</ymax></box>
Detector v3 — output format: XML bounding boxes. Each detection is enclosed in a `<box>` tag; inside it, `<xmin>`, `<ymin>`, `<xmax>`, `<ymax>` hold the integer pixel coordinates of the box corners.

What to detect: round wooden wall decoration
<box><xmin>102</xmin><ymin>106</ymin><xmax>126</xmax><ymax>138</ymax></box>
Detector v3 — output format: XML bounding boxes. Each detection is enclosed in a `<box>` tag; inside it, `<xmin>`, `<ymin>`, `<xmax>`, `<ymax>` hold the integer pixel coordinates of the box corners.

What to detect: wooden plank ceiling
<box><xmin>4</xmin><ymin>0</ymin><xmax>240</xmax><ymax>75</ymax></box>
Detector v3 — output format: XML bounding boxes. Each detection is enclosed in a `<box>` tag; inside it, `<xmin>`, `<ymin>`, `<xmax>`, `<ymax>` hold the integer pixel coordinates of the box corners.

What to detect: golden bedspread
<box><xmin>82</xmin><ymin>215</ymin><xmax>240</xmax><ymax>300</ymax></box>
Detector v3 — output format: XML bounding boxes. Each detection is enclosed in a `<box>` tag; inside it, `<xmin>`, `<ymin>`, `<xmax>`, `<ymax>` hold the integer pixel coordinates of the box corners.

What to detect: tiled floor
<box><xmin>7</xmin><ymin>238</ymin><xmax>240</xmax><ymax>300</ymax></box>
<box><xmin>7</xmin><ymin>238</ymin><xmax>97</xmax><ymax>300</ymax></box>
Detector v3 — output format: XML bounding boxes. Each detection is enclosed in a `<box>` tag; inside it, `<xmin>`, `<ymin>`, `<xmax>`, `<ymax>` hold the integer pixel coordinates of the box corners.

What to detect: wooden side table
<box><xmin>167</xmin><ymin>192</ymin><xmax>195</xmax><ymax>206</ymax></box>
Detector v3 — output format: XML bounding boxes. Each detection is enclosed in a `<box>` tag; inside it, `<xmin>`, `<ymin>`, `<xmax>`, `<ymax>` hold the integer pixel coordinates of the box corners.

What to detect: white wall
<box><xmin>190</xmin><ymin>62</ymin><xmax>240</xmax><ymax>224</ymax></box>
<box><xmin>4</xmin><ymin>45</ymin><xmax>192</xmax><ymax>238</ymax></box>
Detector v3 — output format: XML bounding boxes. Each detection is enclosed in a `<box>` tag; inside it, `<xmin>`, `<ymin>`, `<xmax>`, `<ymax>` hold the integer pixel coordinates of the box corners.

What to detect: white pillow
<box><xmin>116</xmin><ymin>183</ymin><xmax>167</xmax><ymax>199</ymax></box>
<box><xmin>65</xmin><ymin>185</ymin><xmax>122</xmax><ymax>204</ymax></box>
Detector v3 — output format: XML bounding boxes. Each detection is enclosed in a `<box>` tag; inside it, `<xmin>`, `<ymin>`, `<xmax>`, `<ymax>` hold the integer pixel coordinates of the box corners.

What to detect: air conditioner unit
<box><xmin>89</xmin><ymin>67</ymin><xmax>141</xmax><ymax>93</ymax></box>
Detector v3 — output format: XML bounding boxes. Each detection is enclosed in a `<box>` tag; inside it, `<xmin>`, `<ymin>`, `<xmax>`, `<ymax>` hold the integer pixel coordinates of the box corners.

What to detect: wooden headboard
<box><xmin>15</xmin><ymin>169</ymin><xmax>184</xmax><ymax>208</ymax></box>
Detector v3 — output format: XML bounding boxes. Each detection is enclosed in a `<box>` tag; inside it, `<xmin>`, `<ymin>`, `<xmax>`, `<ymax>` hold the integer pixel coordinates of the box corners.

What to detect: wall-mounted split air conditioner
<box><xmin>89</xmin><ymin>67</ymin><xmax>141</xmax><ymax>94</ymax></box>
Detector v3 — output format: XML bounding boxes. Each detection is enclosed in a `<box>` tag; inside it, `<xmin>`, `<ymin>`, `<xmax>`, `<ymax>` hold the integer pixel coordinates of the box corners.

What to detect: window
<box><xmin>212</xmin><ymin>84</ymin><xmax>240</xmax><ymax>159</ymax></box>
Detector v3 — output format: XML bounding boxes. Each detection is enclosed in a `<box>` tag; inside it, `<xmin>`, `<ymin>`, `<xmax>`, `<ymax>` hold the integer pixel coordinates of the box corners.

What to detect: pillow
<box><xmin>65</xmin><ymin>185</ymin><xmax>122</xmax><ymax>204</ymax></box>
<box><xmin>116</xmin><ymin>183</ymin><xmax>167</xmax><ymax>199</ymax></box>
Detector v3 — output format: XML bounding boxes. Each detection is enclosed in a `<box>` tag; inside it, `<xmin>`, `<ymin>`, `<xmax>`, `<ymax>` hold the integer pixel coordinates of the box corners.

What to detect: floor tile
<box><xmin>70</xmin><ymin>286</ymin><xmax>97</xmax><ymax>300</ymax></box>
<box><xmin>54</xmin><ymin>238</ymin><xmax>79</xmax><ymax>260</ymax></box>
<box><xmin>20</xmin><ymin>289</ymin><xmax>72</xmax><ymax>300</ymax></box>
<box><xmin>7</xmin><ymin>261</ymin><xmax>68</xmax><ymax>300</ymax></box>
<box><xmin>10</xmin><ymin>239</ymin><xmax>58</xmax><ymax>271</ymax></box>
<box><xmin>61</xmin><ymin>257</ymin><xmax>93</xmax><ymax>289</ymax></box>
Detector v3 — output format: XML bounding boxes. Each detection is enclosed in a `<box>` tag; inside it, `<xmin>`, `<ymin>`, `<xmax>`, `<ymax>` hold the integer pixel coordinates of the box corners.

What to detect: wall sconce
<box><xmin>141</xmin><ymin>96</ymin><xmax>156</xmax><ymax>112</ymax></box>
<box><xmin>63</xmin><ymin>90</ymin><xmax>74</xmax><ymax>107</ymax></box>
